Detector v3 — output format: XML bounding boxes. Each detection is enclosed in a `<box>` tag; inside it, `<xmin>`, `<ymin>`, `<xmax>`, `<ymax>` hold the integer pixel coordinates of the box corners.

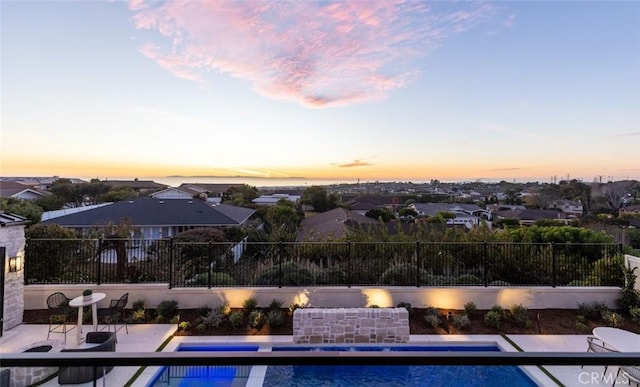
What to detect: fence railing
<box><xmin>24</xmin><ymin>239</ymin><xmax>624</xmax><ymax>288</ymax></box>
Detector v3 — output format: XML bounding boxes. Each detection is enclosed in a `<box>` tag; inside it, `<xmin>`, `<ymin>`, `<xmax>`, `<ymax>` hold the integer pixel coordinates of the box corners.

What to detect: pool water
<box><xmin>148</xmin><ymin>344</ymin><xmax>538</xmax><ymax>387</ymax></box>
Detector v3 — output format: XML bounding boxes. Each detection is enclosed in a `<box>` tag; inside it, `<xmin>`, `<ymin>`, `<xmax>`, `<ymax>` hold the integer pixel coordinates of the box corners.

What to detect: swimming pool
<box><xmin>147</xmin><ymin>343</ymin><xmax>539</xmax><ymax>386</ymax></box>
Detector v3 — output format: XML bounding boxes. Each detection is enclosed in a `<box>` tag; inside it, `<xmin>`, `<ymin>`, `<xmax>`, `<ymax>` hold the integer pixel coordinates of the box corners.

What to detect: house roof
<box><xmin>495</xmin><ymin>208</ymin><xmax>566</xmax><ymax>221</ymax></box>
<box><xmin>296</xmin><ymin>207</ymin><xmax>379</xmax><ymax>241</ymax></box>
<box><xmin>102</xmin><ymin>180</ymin><xmax>168</xmax><ymax>190</ymax></box>
<box><xmin>42</xmin><ymin>198</ymin><xmax>255</xmax><ymax>228</ymax></box>
<box><xmin>178</xmin><ymin>183</ymin><xmax>245</xmax><ymax>195</ymax></box>
<box><xmin>0</xmin><ymin>212</ymin><xmax>30</xmax><ymax>227</ymax></box>
<box><xmin>412</xmin><ymin>203</ymin><xmax>485</xmax><ymax>216</ymax></box>
<box><xmin>0</xmin><ymin>181</ymin><xmax>46</xmax><ymax>199</ymax></box>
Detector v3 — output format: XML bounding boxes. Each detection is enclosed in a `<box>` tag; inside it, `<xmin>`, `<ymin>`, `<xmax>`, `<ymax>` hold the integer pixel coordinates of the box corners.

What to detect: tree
<box><xmin>88</xmin><ymin>218</ymin><xmax>137</xmax><ymax>281</ymax></box>
<box><xmin>97</xmin><ymin>186</ymin><xmax>138</xmax><ymax>202</ymax></box>
<box><xmin>0</xmin><ymin>198</ymin><xmax>42</xmax><ymax>225</ymax></box>
<box><xmin>264</xmin><ymin>200</ymin><xmax>304</xmax><ymax>241</ymax></box>
<box><xmin>365</xmin><ymin>208</ymin><xmax>395</xmax><ymax>223</ymax></box>
<box><xmin>25</xmin><ymin>223</ymin><xmax>78</xmax><ymax>282</ymax></box>
<box><xmin>223</xmin><ymin>184</ymin><xmax>258</xmax><ymax>207</ymax></box>
<box><xmin>301</xmin><ymin>186</ymin><xmax>337</xmax><ymax>212</ymax></box>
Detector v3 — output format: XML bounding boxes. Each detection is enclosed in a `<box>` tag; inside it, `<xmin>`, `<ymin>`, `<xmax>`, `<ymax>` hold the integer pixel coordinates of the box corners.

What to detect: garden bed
<box><xmin>24</xmin><ymin>306</ymin><xmax>640</xmax><ymax>336</ymax></box>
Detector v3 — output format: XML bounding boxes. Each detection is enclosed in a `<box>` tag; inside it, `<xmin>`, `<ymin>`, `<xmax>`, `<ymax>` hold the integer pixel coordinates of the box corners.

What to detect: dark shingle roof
<box><xmin>296</xmin><ymin>207</ymin><xmax>379</xmax><ymax>241</ymax></box>
<box><xmin>42</xmin><ymin>198</ymin><xmax>254</xmax><ymax>227</ymax></box>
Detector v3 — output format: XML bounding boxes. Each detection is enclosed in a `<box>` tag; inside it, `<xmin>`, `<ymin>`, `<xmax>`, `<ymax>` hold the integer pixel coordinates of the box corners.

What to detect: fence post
<box><xmin>168</xmin><ymin>238</ymin><xmax>174</xmax><ymax>289</ymax></box>
<box><xmin>415</xmin><ymin>241</ymin><xmax>420</xmax><ymax>287</ymax></box>
<box><xmin>278</xmin><ymin>241</ymin><xmax>283</xmax><ymax>288</ymax></box>
<box><xmin>207</xmin><ymin>242</ymin><xmax>213</xmax><ymax>289</ymax></box>
<box><xmin>347</xmin><ymin>242</ymin><xmax>352</xmax><ymax>288</ymax></box>
<box><xmin>96</xmin><ymin>239</ymin><xmax>102</xmax><ymax>286</ymax></box>
<box><xmin>483</xmin><ymin>241</ymin><xmax>488</xmax><ymax>287</ymax></box>
<box><xmin>551</xmin><ymin>242</ymin><xmax>557</xmax><ymax>288</ymax></box>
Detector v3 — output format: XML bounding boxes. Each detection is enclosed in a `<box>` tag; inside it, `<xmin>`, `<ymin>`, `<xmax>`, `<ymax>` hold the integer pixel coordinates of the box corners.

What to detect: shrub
<box><xmin>576</xmin><ymin>315</ymin><xmax>586</xmax><ymax>324</ymax></box>
<box><xmin>423</xmin><ymin>306</ymin><xmax>441</xmax><ymax>328</ymax></box>
<box><xmin>248</xmin><ymin>310</ymin><xmax>264</xmax><ymax>329</ymax></box>
<box><xmin>397</xmin><ymin>302</ymin><xmax>413</xmax><ymax>315</ymax></box>
<box><xmin>195</xmin><ymin>323</ymin><xmax>206</xmax><ymax>332</ymax></box>
<box><xmin>229</xmin><ymin>311</ymin><xmax>244</xmax><ymax>329</ymax></box>
<box><xmin>424</xmin><ymin>313</ymin><xmax>441</xmax><ymax>328</ymax></box>
<box><xmin>630</xmin><ymin>306</ymin><xmax>640</xmax><ymax>323</ymax></box>
<box><xmin>130</xmin><ymin>308</ymin><xmax>147</xmax><ymax>323</ymax></box>
<box><xmin>601</xmin><ymin>310</ymin><xmax>624</xmax><ymax>327</ymax></box>
<box><xmin>454</xmin><ymin>274</ymin><xmax>482</xmax><ymax>285</ymax></box>
<box><xmin>169</xmin><ymin>315</ymin><xmax>180</xmax><ymax>325</ymax></box>
<box><xmin>379</xmin><ymin>263</ymin><xmax>428</xmax><ymax>285</ymax></box>
<box><xmin>510</xmin><ymin>304</ymin><xmax>531</xmax><ymax>328</ymax></box>
<box><xmin>488</xmin><ymin>280</ymin><xmax>511</xmax><ymax>286</ymax></box>
<box><xmin>369</xmin><ymin>304</ymin><xmax>380</xmax><ymax>308</ymax></box>
<box><xmin>157</xmin><ymin>300</ymin><xmax>178</xmax><ymax>319</ymax></box>
<box><xmin>289</xmin><ymin>303</ymin><xmax>301</xmax><ymax>316</ymax></box>
<box><xmin>179</xmin><ymin>321</ymin><xmax>190</xmax><ymax>331</ymax></box>
<box><xmin>490</xmin><ymin>305</ymin><xmax>505</xmax><ymax>318</ymax></box>
<box><xmin>484</xmin><ymin>311</ymin><xmax>502</xmax><ymax>328</ymax></box>
<box><xmin>575</xmin><ymin>321</ymin><xmax>590</xmax><ymax>333</ymax></box>
<box><xmin>315</xmin><ymin>266</ymin><xmax>347</xmax><ymax>285</ymax></box>
<box><xmin>198</xmin><ymin>305</ymin><xmax>212</xmax><ymax>317</ymax></box>
<box><xmin>619</xmin><ymin>266</ymin><xmax>640</xmax><ymax>312</ymax></box>
<box><xmin>253</xmin><ymin>261</ymin><xmax>314</xmax><ymax>286</ymax></box>
<box><xmin>267</xmin><ymin>309</ymin><xmax>285</xmax><ymax>327</ymax></box>
<box><xmin>203</xmin><ymin>307</ymin><xmax>226</xmax><ymax>328</ymax></box>
<box><xmin>242</xmin><ymin>298</ymin><xmax>258</xmax><ymax>314</ymax></box>
<box><xmin>450</xmin><ymin>314</ymin><xmax>470</xmax><ymax>329</ymax></box>
<box><xmin>463</xmin><ymin>302</ymin><xmax>477</xmax><ymax>316</ymax></box>
<box><xmin>132</xmin><ymin>299</ymin><xmax>145</xmax><ymax>311</ymax></box>
<box><xmin>577</xmin><ymin>301</ymin><xmax>609</xmax><ymax>319</ymax></box>
<box><xmin>268</xmin><ymin>299</ymin><xmax>284</xmax><ymax>311</ymax></box>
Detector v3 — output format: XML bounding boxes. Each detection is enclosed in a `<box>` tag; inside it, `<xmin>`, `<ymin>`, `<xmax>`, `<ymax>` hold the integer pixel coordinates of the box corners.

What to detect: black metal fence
<box><xmin>24</xmin><ymin>239</ymin><xmax>624</xmax><ymax>288</ymax></box>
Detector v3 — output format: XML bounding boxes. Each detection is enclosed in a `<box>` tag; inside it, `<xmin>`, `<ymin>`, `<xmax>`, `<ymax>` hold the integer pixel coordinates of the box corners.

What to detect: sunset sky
<box><xmin>1</xmin><ymin>1</ymin><xmax>639</xmax><ymax>185</ymax></box>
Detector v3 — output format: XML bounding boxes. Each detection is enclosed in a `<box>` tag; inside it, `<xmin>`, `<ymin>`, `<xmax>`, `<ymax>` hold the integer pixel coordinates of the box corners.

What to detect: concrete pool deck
<box><xmin>0</xmin><ymin>324</ymin><xmax>625</xmax><ymax>386</ymax></box>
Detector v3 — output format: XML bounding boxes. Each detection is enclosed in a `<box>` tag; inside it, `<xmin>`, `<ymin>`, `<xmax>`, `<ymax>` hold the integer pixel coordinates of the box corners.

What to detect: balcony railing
<box><xmin>24</xmin><ymin>239</ymin><xmax>624</xmax><ymax>288</ymax></box>
<box><xmin>2</xmin><ymin>351</ymin><xmax>640</xmax><ymax>387</ymax></box>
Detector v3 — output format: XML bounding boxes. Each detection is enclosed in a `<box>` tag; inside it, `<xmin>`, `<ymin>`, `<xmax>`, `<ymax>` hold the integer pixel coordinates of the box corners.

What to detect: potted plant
<box><xmin>82</xmin><ymin>289</ymin><xmax>93</xmax><ymax>301</ymax></box>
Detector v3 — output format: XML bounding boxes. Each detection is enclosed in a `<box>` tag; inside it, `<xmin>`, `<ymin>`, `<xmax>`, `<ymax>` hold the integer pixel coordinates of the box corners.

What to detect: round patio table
<box><xmin>69</xmin><ymin>292</ymin><xmax>106</xmax><ymax>344</ymax></box>
<box><xmin>592</xmin><ymin>327</ymin><xmax>640</xmax><ymax>352</ymax></box>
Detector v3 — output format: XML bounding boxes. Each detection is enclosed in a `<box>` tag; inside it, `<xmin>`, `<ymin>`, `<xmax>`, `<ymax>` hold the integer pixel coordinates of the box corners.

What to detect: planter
<box><xmin>83</xmin><ymin>295</ymin><xmax>92</xmax><ymax>301</ymax></box>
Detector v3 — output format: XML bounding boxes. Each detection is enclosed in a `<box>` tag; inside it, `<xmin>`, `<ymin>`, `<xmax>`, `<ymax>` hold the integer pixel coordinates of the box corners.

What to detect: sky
<box><xmin>1</xmin><ymin>0</ymin><xmax>639</xmax><ymax>185</ymax></box>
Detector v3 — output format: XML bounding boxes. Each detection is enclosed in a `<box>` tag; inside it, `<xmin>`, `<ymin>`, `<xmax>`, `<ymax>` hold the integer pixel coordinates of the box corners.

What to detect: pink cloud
<box><xmin>129</xmin><ymin>1</ymin><xmax>496</xmax><ymax>107</ymax></box>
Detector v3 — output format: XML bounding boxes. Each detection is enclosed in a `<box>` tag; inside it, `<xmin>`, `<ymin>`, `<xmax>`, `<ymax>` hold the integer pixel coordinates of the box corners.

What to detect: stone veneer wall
<box><xmin>1</xmin><ymin>224</ymin><xmax>26</xmax><ymax>332</ymax></box>
<box><xmin>293</xmin><ymin>308</ymin><xmax>409</xmax><ymax>344</ymax></box>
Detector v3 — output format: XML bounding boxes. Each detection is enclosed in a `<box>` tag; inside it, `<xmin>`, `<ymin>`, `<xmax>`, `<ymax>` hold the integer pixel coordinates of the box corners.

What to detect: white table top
<box><xmin>592</xmin><ymin>327</ymin><xmax>640</xmax><ymax>352</ymax></box>
<box><xmin>69</xmin><ymin>292</ymin><xmax>106</xmax><ymax>307</ymax></box>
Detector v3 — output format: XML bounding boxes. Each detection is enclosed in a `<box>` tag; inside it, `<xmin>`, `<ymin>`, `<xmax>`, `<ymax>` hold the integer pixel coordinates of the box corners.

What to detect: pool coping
<box><xmin>138</xmin><ymin>335</ymin><xmax>556</xmax><ymax>387</ymax></box>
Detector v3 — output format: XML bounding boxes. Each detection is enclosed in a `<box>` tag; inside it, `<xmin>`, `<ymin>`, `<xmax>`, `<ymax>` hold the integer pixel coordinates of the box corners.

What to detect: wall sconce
<box><xmin>8</xmin><ymin>256</ymin><xmax>22</xmax><ymax>273</ymax></box>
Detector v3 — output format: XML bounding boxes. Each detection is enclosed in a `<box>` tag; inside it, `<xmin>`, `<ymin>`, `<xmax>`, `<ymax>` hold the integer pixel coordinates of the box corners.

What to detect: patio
<box><xmin>0</xmin><ymin>323</ymin><xmax>630</xmax><ymax>386</ymax></box>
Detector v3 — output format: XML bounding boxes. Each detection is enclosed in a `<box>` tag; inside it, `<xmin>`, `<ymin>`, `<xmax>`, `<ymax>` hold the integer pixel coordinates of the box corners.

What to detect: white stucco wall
<box><xmin>625</xmin><ymin>254</ymin><xmax>640</xmax><ymax>291</ymax></box>
<box><xmin>23</xmin><ymin>284</ymin><xmax>621</xmax><ymax>311</ymax></box>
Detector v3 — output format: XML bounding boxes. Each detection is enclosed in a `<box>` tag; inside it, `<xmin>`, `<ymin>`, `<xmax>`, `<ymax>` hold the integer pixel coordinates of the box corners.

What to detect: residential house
<box><xmin>252</xmin><ymin>193</ymin><xmax>301</xmax><ymax>206</ymax></box>
<box><xmin>0</xmin><ymin>181</ymin><xmax>47</xmax><ymax>201</ymax></box>
<box><xmin>494</xmin><ymin>208</ymin><xmax>568</xmax><ymax>226</ymax></box>
<box><xmin>620</xmin><ymin>204</ymin><xmax>640</xmax><ymax>216</ymax></box>
<box><xmin>102</xmin><ymin>179</ymin><xmax>168</xmax><ymax>194</ymax></box>
<box><xmin>342</xmin><ymin>195</ymin><xmax>401</xmax><ymax>216</ymax></box>
<box><xmin>548</xmin><ymin>199</ymin><xmax>583</xmax><ymax>218</ymax></box>
<box><xmin>0</xmin><ymin>176</ymin><xmax>86</xmax><ymax>190</ymax></box>
<box><xmin>42</xmin><ymin>197</ymin><xmax>255</xmax><ymax>239</ymax></box>
<box><xmin>409</xmin><ymin>203</ymin><xmax>491</xmax><ymax>228</ymax></box>
<box><xmin>151</xmin><ymin>183</ymin><xmax>245</xmax><ymax>204</ymax></box>
<box><xmin>296</xmin><ymin>207</ymin><xmax>380</xmax><ymax>242</ymax></box>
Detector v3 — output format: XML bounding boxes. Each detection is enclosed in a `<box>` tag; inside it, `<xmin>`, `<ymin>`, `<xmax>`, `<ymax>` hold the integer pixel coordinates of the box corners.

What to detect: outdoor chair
<box><xmin>97</xmin><ymin>293</ymin><xmax>129</xmax><ymax>338</ymax></box>
<box><xmin>58</xmin><ymin>331</ymin><xmax>116</xmax><ymax>385</ymax></box>
<box><xmin>46</xmin><ymin>292</ymin><xmax>75</xmax><ymax>343</ymax></box>
<box><xmin>583</xmin><ymin>336</ymin><xmax>618</xmax><ymax>378</ymax></box>
<box><xmin>614</xmin><ymin>365</ymin><xmax>640</xmax><ymax>387</ymax></box>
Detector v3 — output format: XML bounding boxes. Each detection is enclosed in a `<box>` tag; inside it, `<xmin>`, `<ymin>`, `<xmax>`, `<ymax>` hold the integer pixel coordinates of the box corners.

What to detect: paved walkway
<box><xmin>0</xmin><ymin>324</ymin><xmax>627</xmax><ymax>386</ymax></box>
